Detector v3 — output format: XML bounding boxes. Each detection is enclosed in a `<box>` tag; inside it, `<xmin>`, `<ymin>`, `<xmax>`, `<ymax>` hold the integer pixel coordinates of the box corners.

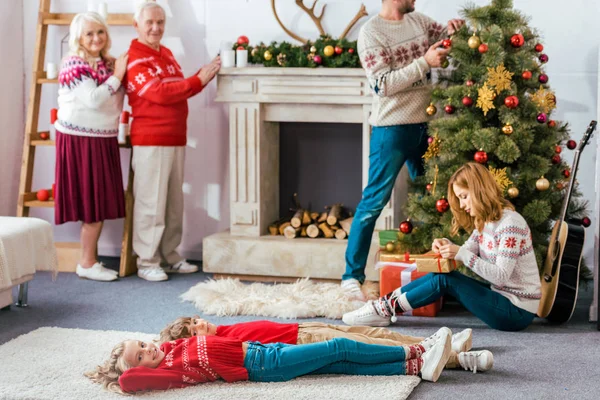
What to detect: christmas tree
<box><xmin>398</xmin><ymin>0</ymin><xmax>589</xmax><ymax>276</ymax></box>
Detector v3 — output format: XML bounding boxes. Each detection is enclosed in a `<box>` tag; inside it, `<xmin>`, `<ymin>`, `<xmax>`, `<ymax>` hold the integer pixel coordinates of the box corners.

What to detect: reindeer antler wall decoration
<box><xmin>271</xmin><ymin>0</ymin><xmax>368</xmax><ymax>45</ymax></box>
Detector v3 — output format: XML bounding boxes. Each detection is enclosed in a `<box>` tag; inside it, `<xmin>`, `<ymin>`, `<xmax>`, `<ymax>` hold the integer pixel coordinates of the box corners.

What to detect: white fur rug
<box><xmin>180</xmin><ymin>278</ymin><xmax>380</xmax><ymax>319</ymax></box>
<box><xmin>0</xmin><ymin>327</ymin><xmax>420</xmax><ymax>400</ymax></box>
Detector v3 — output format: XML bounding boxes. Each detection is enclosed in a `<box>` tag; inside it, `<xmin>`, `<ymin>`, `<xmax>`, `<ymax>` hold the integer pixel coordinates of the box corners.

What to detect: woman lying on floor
<box><xmin>343</xmin><ymin>162</ymin><xmax>542</xmax><ymax>332</ymax></box>
<box><xmin>87</xmin><ymin>332</ymin><xmax>450</xmax><ymax>394</ymax></box>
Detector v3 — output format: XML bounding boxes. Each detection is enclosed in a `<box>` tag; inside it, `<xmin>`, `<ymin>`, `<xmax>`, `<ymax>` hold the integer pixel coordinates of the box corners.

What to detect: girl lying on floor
<box><xmin>86</xmin><ymin>332</ymin><xmax>450</xmax><ymax>394</ymax></box>
<box><xmin>159</xmin><ymin>317</ymin><xmax>492</xmax><ymax>373</ymax></box>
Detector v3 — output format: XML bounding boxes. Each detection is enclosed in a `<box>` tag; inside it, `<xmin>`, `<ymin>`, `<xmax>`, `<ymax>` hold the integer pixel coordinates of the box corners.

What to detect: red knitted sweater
<box><xmin>125</xmin><ymin>39</ymin><xmax>204</xmax><ymax>146</ymax></box>
<box><xmin>217</xmin><ymin>320</ymin><xmax>300</xmax><ymax>344</ymax></box>
<box><xmin>118</xmin><ymin>336</ymin><xmax>248</xmax><ymax>393</ymax></box>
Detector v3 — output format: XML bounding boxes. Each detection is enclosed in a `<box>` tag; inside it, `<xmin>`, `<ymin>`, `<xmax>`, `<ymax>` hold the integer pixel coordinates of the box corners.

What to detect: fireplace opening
<box><xmin>278</xmin><ymin>122</ymin><xmax>363</xmax><ymax>219</ymax></box>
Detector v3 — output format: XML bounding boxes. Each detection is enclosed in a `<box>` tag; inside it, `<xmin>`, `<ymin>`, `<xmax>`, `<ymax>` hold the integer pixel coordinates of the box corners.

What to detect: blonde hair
<box><xmin>85</xmin><ymin>341</ymin><xmax>131</xmax><ymax>395</ymax></box>
<box><xmin>134</xmin><ymin>1</ymin><xmax>166</xmax><ymax>24</ymax></box>
<box><xmin>448</xmin><ymin>162</ymin><xmax>514</xmax><ymax>235</ymax></box>
<box><xmin>68</xmin><ymin>12</ymin><xmax>112</xmax><ymax>69</ymax></box>
<box><xmin>159</xmin><ymin>316</ymin><xmax>195</xmax><ymax>343</ymax></box>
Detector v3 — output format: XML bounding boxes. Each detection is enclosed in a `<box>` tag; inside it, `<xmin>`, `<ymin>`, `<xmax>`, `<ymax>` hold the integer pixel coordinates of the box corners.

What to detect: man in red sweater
<box><xmin>127</xmin><ymin>2</ymin><xmax>220</xmax><ymax>281</ymax></box>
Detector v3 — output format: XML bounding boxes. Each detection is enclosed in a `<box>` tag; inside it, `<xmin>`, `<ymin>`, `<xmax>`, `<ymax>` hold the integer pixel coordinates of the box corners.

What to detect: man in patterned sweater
<box><xmin>341</xmin><ymin>0</ymin><xmax>464</xmax><ymax>298</ymax></box>
<box><xmin>126</xmin><ymin>2</ymin><xmax>220</xmax><ymax>281</ymax></box>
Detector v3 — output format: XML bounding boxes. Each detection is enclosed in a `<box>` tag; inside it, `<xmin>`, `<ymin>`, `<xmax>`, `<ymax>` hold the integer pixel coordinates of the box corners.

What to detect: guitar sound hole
<box><xmin>544</xmin><ymin>274</ymin><xmax>552</xmax><ymax>283</ymax></box>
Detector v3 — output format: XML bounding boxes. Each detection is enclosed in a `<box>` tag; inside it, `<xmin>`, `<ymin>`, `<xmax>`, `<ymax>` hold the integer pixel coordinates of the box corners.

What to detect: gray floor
<box><xmin>1</xmin><ymin>258</ymin><xmax>599</xmax><ymax>400</ymax></box>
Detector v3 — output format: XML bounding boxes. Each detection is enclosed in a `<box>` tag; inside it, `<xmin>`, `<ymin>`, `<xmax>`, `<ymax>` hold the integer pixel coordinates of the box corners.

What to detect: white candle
<box><xmin>98</xmin><ymin>2</ymin><xmax>108</xmax><ymax>19</ymax></box>
<box><xmin>221</xmin><ymin>50</ymin><xmax>235</xmax><ymax>68</ymax></box>
<box><xmin>236</xmin><ymin>49</ymin><xmax>248</xmax><ymax>68</ymax></box>
<box><xmin>46</xmin><ymin>62</ymin><xmax>58</xmax><ymax>79</ymax></box>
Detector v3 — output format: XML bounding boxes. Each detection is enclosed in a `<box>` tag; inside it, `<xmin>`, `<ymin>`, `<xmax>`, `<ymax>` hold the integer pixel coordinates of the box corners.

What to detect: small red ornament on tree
<box><xmin>548</xmin><ymin>120</ymin><xmax>556</xmax><ymax>128</ymax></box>
<box><xmin>442</xmin><ymin>38</ymin><xmax>452</xmax><ymax>48</ymax></box>
<box><xmin>539</xmin><ymin>74</ymin><xmax>549</xmax><ymax>84</ymax></box>
<box><xmin>567</xmin><ymin>140</ymin><xmax>577</xmax><ymax>150</ymax></box>
<box><xmin>348</xmin><ymin>48</ymin><xmax>355</xmax><ymax>54</ymax></box>
<box><xmin>563</xmin><ymin>169</ymin><xmax>570</xmax><ymax>178</ymax></box>
<box><xmin>504</xmin><ymin>95</ymin><xmax>519</xmax><ymax>109</ymax></box>
<box><xmin>400</xmin><ymin>220</ymin><xmax>414</xmax><ymax>234</ymax></box>
<box><xmin>313</xmin><ymin>55</ymin><xmax>322</xmax><ymax>64</ymax></box>
<box><xmin>428</xmin><ymin>136</ymin><xmax>434</xmax><ymax>144</ymax></box>
<box><xmin>537</xmin><ymin>113</ymin><xmax>548</xmax><ymax>123</ymax></box>
<box><xmin>334</xmin><ymin>46</ymin><xmax>343</xmax><ymax>55</ymax></box>
<box><xmin>426</xmin><ymin>182</ymin><xmax>433</xmax><ymax>192</ymax></box>
<box><xmin>444</xmin><ymin>105</ymin><xmax>455</xmax><ymax>114</ymax></box>
<box><xmin>36</xmin><ymin>189</ymin><xmax>50</xmax><ymax>202</ymax></box>
<box><xmin>237</xmin><ymin>46</ymin><xmax>245</xmax><ymax>50</ymax></box>
<box><xmin>539</xmin><ymin>54</ymin><xmax>549</xmax><ymax>63</ymax></box>
<box><xmin>551</xmin><ymin>154</ymin><xmax>561</xmax><ymax>164</ymax></box>
<box><xmin>462</xmin><ymin>96</ymin><xmax>474</xmax><ymax>107</ymax></box>
<box><xmin>237</xmin><ymin>36</ymin><xmax>249</xmax><ymax>45</ymax></box>
<box><xmin>555</xmin><ymin>145</ymin><xmax>562</xmax><ymax>154</ymax></box>
<box><xmin>436</xmin><ymin>198</ymin><xmax>450</xmax><ymax>213</ymax></box>
<box><xmin>474</xmin><ymin>150</ymin><xmax>488</xmax><ymax>164</ymax></box>
<box><xmin>510</xmin><ymin>33</ymin><xmax>525</xmax><ymax>48</ymax></box>
<box><xmin>582</xmin><ymin>217</ymin><xmax>591</xmax><ymax>228</ymax></box>
<box><xmin>522</xmin><ymin>70</ymin><xmax>532</xmax><ymax>80</ymax></box>
<box><xmin>478</xmin><ymin>43</ymin><xmax>488</xmax><ymax>53</ymax></box>
<box><xmin>534</xmin><ymin>43</ymin><xmax>544</xmax><ymax>52</ymax></box>
<box><xmin>466</xmin><ymin>80</ymin><xmax>474</xmax><ymax>86</ymax></box>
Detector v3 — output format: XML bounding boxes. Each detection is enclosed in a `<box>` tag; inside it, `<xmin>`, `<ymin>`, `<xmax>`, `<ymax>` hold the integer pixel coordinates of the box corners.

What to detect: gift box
<box><xmin>376</xmin><ymin>262</ymin><xmax>443</xmax><ymax>317</ymax></box>
<box><xmin>378</xmin><ymin>251</ymin><xmax>460</xmax><ymax>273</ymax></box>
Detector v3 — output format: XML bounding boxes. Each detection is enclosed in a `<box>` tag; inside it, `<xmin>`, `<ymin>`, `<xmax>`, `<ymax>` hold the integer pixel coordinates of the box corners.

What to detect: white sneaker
<box><xmin>137</xmin><ymin>264</ymin><xmax>168</xmax><ymax>281</ymax></box>
<box><xmin>458</xmin><ymin>350</ymin><xmax>494</xmax><ymax>373</ymax></box>
<box><xmin>162</xmin><ymin>260</ymin><xmax>198</xmax><ymax>274</ymax></box>
<box><xmin>342</xmin><ymin>301</ymin><xmax>391</xmax><ymax>327</ymax></box>
<box><xmin>76</xmin><ymin>263</ymin><xmax>117</xmax><ymax>282</ymax></box>
<box><xmin>420</xmin><ymin>329</ymin><xmax>452</xmax><ymax>382</ymax></box>
<box><xmin>341</xmin><ymin>278</ymin><xmax>366</xmax><ymax>301</ymax></box>
<box><xmin>419</xmin><ymin>327</ymin><xmax>453</xmax><ymax>352</ymax></box>
<box><xmin>451</xmin><ymin>328</ymin><xmax>473</xmax><ymax>353</ymax></box>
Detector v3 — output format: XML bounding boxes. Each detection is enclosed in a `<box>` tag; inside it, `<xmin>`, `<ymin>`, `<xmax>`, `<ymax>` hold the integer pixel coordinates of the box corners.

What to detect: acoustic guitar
<box><xmin>538</xmin><ymin>120</ymin><xmax>597</xmax><ymax>323</ymax></box>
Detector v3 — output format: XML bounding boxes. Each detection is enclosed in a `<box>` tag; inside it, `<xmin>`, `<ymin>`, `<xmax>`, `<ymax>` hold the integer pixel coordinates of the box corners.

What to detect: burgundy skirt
<box><xmin>54</xmin><ymin>130</ymin><xmax>126</xmax><ymax>224</ymax></box>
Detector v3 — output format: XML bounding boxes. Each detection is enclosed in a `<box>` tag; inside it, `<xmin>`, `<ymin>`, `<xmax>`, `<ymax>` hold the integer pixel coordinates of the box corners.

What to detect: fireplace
<box><xmin>203</xmin><ymin>67</ymin><xmax>408</xmax><ymax>281</ymax></box>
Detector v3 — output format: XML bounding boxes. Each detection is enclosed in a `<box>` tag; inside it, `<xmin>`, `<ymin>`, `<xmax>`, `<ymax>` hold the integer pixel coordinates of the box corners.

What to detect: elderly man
<box><xmin>127</xmin><ymin>2</ymin><xmax>221</xmax><ymax>281</ymax></box>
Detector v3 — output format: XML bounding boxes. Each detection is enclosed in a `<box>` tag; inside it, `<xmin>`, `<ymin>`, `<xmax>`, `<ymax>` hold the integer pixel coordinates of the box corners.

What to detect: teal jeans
<box><xmin>343</xmin><ymin>123</ymin><xmax>429</xmax><ymax>283</ymax></box>
<box><xmin>244</xmin><ymin>337</ymin><xmax>409</xmax><ymax>382</ymax></box>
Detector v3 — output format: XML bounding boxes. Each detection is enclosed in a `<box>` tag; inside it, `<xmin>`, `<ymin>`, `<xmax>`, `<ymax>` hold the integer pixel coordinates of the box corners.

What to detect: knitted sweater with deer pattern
<box><xmin>357</xmin><ymin>13</ymin><xmax>447</xmax><ymax>127</ymax></box>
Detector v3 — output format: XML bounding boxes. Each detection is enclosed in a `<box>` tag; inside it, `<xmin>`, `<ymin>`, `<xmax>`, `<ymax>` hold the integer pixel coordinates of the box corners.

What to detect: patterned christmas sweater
<box><xmin>118</xmin><ymin>336</ymin><xmax>248</xmax><ymax>393</ymax></box>
<box><xmin>357</xmin><ymin>13</ymin><xmax>447</xmax><ymax>127</ymax></box>
<box><xmin>455</xmin><ymin>209</ymin><xmax>542</xmax><ymax>314</ymax></box>
<box><xmin>125</xmin><ymin>39</ymin><xmax>204</xmax><ymax>146</ymax></box>
<box><xmin>55</xmin><ymin>56</ymin><xmax>124</xmax><ymax>137</ymax></box>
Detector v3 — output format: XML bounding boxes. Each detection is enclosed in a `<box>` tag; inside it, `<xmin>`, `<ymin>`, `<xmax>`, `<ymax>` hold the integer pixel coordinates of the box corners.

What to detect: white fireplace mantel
<box><xmin>202</xmin><ymin>67</ymin><xmax>408</xmax><ymax>281</ymax></box>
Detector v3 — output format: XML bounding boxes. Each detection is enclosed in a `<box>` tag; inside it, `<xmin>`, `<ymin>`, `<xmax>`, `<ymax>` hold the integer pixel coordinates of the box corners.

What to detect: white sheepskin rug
<box><xmin>180</xmin><ymin>278</ymin><xmax>380</xmax><ymax>319</ymax></box>
<box><xmin>0</xmin><ymin>327</ymin><xmax>420</xmax><ymax>400</ymax></box>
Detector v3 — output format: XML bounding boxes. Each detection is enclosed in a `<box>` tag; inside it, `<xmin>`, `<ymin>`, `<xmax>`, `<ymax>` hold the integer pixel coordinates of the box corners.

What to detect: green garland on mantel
<box><xmin>232</xmin><ymin>36</ymin><xmax>360</xmax><ymax>68</ymax></box>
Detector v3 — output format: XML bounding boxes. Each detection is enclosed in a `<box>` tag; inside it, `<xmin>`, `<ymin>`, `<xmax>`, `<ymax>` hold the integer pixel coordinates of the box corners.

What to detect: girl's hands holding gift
<box><xmin>432</xmin><ymin>238</ymin><xmax>449</xmax><ymax>254</ymax></box>
<box><xmin>439</xmin><ymin>243</ymin><xmax>460</xmax><ymax>259</ymax></box>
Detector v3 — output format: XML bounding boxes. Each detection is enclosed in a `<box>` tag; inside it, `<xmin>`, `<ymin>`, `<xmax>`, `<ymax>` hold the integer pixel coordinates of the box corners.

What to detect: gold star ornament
<box><xmin>476</xmin><ymin>83</ymin><xmax>496</xmax><ymax>116</ymax></box>
<box><xmin>531</xmin><ymin>86</ymin><xmax>557</xmax><ymax>114</ymax></box>
<box><xmin>487</xmin><ymin>64</ymin><xmax>514</xmax><ymax>93</ymax></box>
<box><xmin>489</xmin><ymin>166</ymin><xmax>513</xmax><ymax>193</ymax></box>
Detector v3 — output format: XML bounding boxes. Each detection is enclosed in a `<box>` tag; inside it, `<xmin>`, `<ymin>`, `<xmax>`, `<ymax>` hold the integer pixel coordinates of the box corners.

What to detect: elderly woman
<box><xmin>54</xmin><ymin>12</ymin><xmax>128</xmax><ymax>281</ymax></box>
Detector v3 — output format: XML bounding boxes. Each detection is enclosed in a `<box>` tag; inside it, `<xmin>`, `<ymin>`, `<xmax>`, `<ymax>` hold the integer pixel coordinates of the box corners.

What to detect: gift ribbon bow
<box><xmin>403</xmin><ymin>252</ymin><xmax>456</xmax><ymax>272</ymax></box>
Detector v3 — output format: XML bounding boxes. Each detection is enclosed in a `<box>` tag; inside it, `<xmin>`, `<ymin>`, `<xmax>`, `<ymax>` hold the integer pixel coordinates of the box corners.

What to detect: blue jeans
<box><xmin>343</xmin><ymin>123</ymin><xmax>429</xmax><ymax>283</ymax></box>
<box><xmin>244</xmin><ymin>337</ymin><xmax>409</xmax><ymax>382</ymax></box>
<box><xmin>399</xmin><ymin>271</ymin><xmax>536</xmax><ymax>331</ymax></box>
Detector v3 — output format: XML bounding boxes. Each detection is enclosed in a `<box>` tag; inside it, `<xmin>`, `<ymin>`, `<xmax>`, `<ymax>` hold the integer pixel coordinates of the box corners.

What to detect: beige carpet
<box><xmin>0</xmin><ymin>327</ymin><xmax>419</xmax><ymax>400</ymax></box>
<box><xmin>181</xmin><ymin>278</ymin><xmax>380</xmax><ymax>319</ymax></box>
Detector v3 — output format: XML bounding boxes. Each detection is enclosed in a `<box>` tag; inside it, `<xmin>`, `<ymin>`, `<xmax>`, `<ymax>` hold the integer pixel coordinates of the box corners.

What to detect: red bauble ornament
<box><xmin>566</xmin><ymin>140</ymin><xmax>577</xmax><ymax>150</ymax></box>
<box><xmin>522</xmin><ymin>70</ymin><xmax>532</xmax><ymax>80</ymax></box>
<box><xmin>539</xmin><ymin>54</ymin><xmax>549</xmax><ymax>63</ymax></box>
<box><xmin>40</xmin><ymin>132</ymin><xmax>49</xmax><ymax>140</ymax></box>
<box><xmin>537</xmin><ymin>113</ymin><xmax>548</xmax><ymax>123</ymax></box>
<box><xmin>551</xmin><ymin>154</ymin><xmax>561</xmax><ymax>164</ymax></box>
<box><xmin>334</xmin><ymin>46</ymin><xmax>343</xmax><ymax>55</ymax></box>
<box><xmin>504</xmin><ymin>95</ymin><xmax>519</xmax><ymax>109</ymax></box>
<box><xmin>548</xmin><ymin>120</ymin><xmax>556</xmax><ymax>128</ymax></box>
<box><xmin>399</xmin><ymin>220</ymin><xmax>414</xmax><ymax>234</ymax></box>
<box><xmin>555</xmin><ymin>145</ymin><xmax>562</xmax><ymax>154</ymax></box>
<box><xmin>313</xmin><ymin>55</ymin><xmax>322</xmax><ymax>64</ymax></box>
<box><xmin>510</xmin><ymin>33</ymin><xmax>525</xmax><ymax>48</ymax></box>
<box><xmin>582</xmin><ymin>217</ymin><xmax>591</xmax><ymax>228</ymax></box>
<box><xmin>442</xmin><ymin>38</ymin><xmax>452</xmax><ymax>48</ymax></box>
<box><xmin>237</xmin><ymin>36</ymin><xmax>249</xmax><ymax>45</ymax></box>
<box><xmin>426</xmin><ymin>183</ymin><xmax>433</xmax><ymax>192</ymax></box>
<box><xmin>436</xmin><ymin>198</ymin><xmax>450</xmax><ymax>213</ymax></box>
<box><xmin>348</xmin><ymin>48</ymin><xmax>355</xmax><ymax>54</ymax></box>
<box><xmin>444</xmin><ymin>105</ymin><xmax>455</xmax><ymax>114</ymax></box>
<box><xmin>462</xmin><ymin>96</ymin><xmax>474</xmax><ymax>107</ymax></box>
<box><xmin>534</xmin><ymin>43</ymin><xmax>544</xmax><ymax>52</ymax></box>
<box><xmin>563</xmin><ymin>169</ymin><xmax>570</xmax><ymax>178</ymax></box>
<box><xmin>36</xmin><ymin>189</ymin><xmax>50</xmax><ymax>202</ymax></box>
<box><xmin>237</xmin><ymin>46</ymin><xmax>245</xmax><ymax>50</ymax></box>
<box><xmin>427</xmin><ymin>136</ymin><xmax>434</xmax><ymax>144</ymax></box>
<box><xmin>538</xmin><ymin>74</ymin><xmax>549</xmax><ymax>84</ymax></box>
<box><xmin>474</xmin><ymin>150</ymin><xmax>488</xmax><ymax>164</ymax></box>
<box><xmin>478</xmin><ymin>43</ymin><xmax>488</xmax><ymax>53</ymax></box>
<box><xmin>466</xmin><ymin>80</ymin><xmax>474</xmax><ymax>86</ymax></box>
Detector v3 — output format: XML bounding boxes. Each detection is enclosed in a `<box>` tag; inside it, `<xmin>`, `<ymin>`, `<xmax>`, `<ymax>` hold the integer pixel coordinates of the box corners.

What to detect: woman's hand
<box><xmin>431</xmin><ymin>238</ymin><xmax>448</xmax><ymax>254</ymax></box>
<box><xmin>439</xmin><ymin>243</ymin><xmax>460</xmax><ymax>259</ymax></box>
<box><xmin>113</xmin><ymin>52</ymin><xmax>129</xmax><ymax>81</ymax></box>
<box><xmin>198</xmin><ymin>55</ymin><xmax>222</xmax><ymax>86</ymax></box>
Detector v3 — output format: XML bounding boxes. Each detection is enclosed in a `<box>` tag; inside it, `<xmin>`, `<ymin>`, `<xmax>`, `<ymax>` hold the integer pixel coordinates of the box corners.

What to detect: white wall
<box><xmin>0</xmin><ymin>1</ymin><xmax>25</xmax><ymax>216</ymax></box>
<box><xmin>12</xmin><ymin>0</ymin><xmax>600</xmax><ymax>263</ymax></box>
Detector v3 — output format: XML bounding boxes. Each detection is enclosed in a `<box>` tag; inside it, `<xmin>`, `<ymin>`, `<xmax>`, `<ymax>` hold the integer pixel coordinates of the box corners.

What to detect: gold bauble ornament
<box><xmin>324</xmin><ymin>45</ymin><xmax>335</xmax><ymax>57</ymax></box>
<box><xmin>536</xmin><ymin>176</ymin><xmax>550</xmax><ymax>191</ymax></box>
<box><xmin>502</xmin><ymin>124</ymin><xmax>514</xmax><ymax>135</ymax></box>
<box><xmin>507</xmin><ymin>187</ymin><xmax>519</xmax><ymax>198</ymax></box>
<box><xmin>264</xmin><ymin>50</ymin><xmax>273</xmax><ymax>61</ymax></box>
<box><xmin>310</xmin><ymin>46</ymin><xmax>317</xmax><ymax>53</ymax></box>
<box><xmin>468</xmin><ymin>34</ymin><xmax>481</xmax><ymax>49</ymax></box>
<box><xmin>385</xmin><ymin>241</ymin><xmax>395</xmax><ymax>252</ymax></box>
<box><xmin>251</xmin><ymin>48</ymin><xmax>258</xmax><ymax>57</ymax></box>
<box><xmin>426</xmin><ymin>103</ymin><xmax>437</xmax><ymax>116</ymax></box>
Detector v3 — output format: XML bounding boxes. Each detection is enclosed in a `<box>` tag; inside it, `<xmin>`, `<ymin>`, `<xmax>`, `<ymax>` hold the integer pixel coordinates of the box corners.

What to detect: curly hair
<box><xmin>85</xmin><ymin>341</ymin><xmax>131</xmax><ymax>395</ymax></box>
<box><xmin>159</xmin><ymin>316</ymin><xmax>195</xmax><ymax>343</ymax></box>
<box><xmin>67</xmin><ymin>12</ymin><xmax>113</xmax><ymax>70</ymax></box>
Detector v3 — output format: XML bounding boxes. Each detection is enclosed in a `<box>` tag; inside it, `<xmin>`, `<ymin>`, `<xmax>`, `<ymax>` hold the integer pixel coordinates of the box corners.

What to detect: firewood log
<box><xmin>317</xmin><ymin>212</ymin><xmax>328</xmax><ymax>223</ymax></box>
<box><xmin>335</xmin><ymin>229</ymin><xmax>347</xmax><ymax>240</ymax></box>
<box><xmin>302</xmin><ymin>210</ymin><xmax>312</xmax><ymax>226</ymax></box>
<box><xmin>306</xmin><ymin>224</ymin><xmax>320</xmax><ymax>238</ymax></box>
<box><xmin>291</xmin><ymin>209</ymin><xmax>305</xmax><ymax>228</ymax></box>
<box><xmin>300</xmin><ymin>226</ymin><xmax>308</xmax><ymax>237</ymax></box>
<box><xmin>279</xmin><ymin>222</ymin><xmax>291</xmax><ymax>236</ymax></box>
<box><xmin>339</xmin><ymin>217</ymin><xmax>353</xmax><ymax>235</ymax></box>
<box><xmin>310</xmin><ymin>212</ymin><xmax>320</xmax><ymax>222</ymax></box>
<box><xmin>327</xmin><ymin>204</ymin><xmax>343</xmax><ymax>226</ymax></box>
<box><xmin>318</xmin><ymin>222</ymin><xmax>335</xmax><ymax>238</ymax></box>
<box><xmin>284</xmin><ymin>225</ymin><xmax>301</xmax><ymax>239</ymax></box>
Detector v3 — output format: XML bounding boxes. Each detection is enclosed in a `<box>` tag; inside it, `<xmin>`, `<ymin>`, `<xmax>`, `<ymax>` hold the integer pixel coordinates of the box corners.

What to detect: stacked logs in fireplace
<box><xmin>269</xmin><ymin>203</ymin><xmax>353</xmax><ymax>240</ymax></box>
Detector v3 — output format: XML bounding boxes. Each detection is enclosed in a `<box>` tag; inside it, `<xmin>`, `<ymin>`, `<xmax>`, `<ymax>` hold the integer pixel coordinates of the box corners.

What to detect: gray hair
<box><xmin>134</xmin><ymin>1</ymin><xmax>166</xmax><ymax>24</ymax></box>
<box><xmin>68</xmin><ymin>12</ymin><xmax>112</xmax><ymax>65</ymax></box>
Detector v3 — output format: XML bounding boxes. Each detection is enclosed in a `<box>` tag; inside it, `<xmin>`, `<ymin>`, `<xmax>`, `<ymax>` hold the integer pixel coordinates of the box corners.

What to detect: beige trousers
<box><xmin>296</xmin><ymin>322</ymin><xmax>459</xmax><ymax>368</ymax></box>
<box><xmin>132</xmin><ymin>146</ymin><xmax>185</xmax><ymax>266</ymax></box>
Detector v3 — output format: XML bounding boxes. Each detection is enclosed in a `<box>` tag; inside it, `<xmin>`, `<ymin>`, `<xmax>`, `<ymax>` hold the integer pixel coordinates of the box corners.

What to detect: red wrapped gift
<box><xmin>376</xmin><ymin>261</ymin><xmax>443</xmax><ymax>317</ymax></box>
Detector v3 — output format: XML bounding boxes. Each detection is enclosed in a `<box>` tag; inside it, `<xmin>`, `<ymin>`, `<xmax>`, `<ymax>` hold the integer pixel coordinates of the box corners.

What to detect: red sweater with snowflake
<box><xmin>216</xmin><ymin>320</ymin><xmax>299</xmax><ymax>344</ymax></box>
<box><xmin>125</xmin><ymin>39</ymin><xmax>204</xmax><ymax>146</ymax></box>
<box><xmin>118</xmin><ymin>336</ymin><xmax>248</xmax><ymax>393</ymax></box>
